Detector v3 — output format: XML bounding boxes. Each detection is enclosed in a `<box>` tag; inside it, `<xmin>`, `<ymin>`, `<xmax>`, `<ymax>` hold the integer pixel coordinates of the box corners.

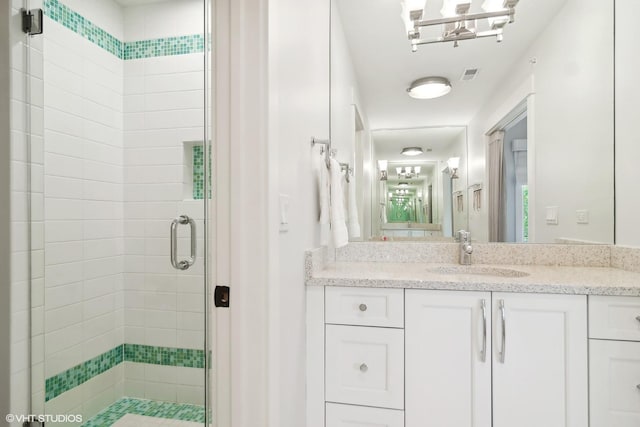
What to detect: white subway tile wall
<box><xmin>10</xmin><ymin>0</ymin><xmax>46</xmax><ymax>423</ymax></box>
<box><xmin>42</xmin><ymin>1</ymin><xmax>125</xmax><ymax>419</ymax></box>
<box><xmin>37</xmin><ymin>0</ymin><xmax>207</xmax><ymax>418</ymax></box>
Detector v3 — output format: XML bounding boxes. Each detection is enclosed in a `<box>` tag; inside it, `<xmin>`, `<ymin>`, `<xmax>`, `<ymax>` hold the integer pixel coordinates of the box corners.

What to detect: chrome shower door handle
<box><xmin>498</xmin><ymin>299</ymin><xmax>506</xmax><ymax>363</ymax></box>
<box><xmin>480</xmin><ymin>299</ymin><xmax>487</xmax><ymax>362</ymax></box>
<box><xmin>170</xmin><ymin>215</ymin><xmax>196</xmax><ymax>270</ymax></box>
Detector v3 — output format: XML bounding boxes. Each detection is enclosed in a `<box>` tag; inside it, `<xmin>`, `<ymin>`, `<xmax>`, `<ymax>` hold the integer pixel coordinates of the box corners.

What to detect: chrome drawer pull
<box><xmin>498</xmin><ymin>299</ymin><xmax>506</xmax><ymax>364</ymax></box>
<box><xmin>359</xmin><ymin>303</ymin><xmax>368</xmax><ymax>312</ymax></box>
<box><xmin>635</xmin><ymin>316</ymin><xmax>640</xmax><ymax>323</ymax></box>
<box><xmin>480</xmin><ymin>299</ymin><xmax>487</xmax><ymax>362</ymax></box>
<box><xmin>359</xmin><ymin>363</ymin><xmax>368</xmax><ymax>373</ymax></box>
<box><xmin>637</xmin><ymin>384</ymin><xmax>640</xmax><ymax>391</ymax></box>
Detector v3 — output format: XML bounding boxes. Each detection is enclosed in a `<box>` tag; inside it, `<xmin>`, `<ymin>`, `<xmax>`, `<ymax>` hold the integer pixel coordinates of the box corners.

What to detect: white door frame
<box><xmin>214</xmin><ymin>0</ymin><xmax>270</xmax><ymax>425</ymax></box>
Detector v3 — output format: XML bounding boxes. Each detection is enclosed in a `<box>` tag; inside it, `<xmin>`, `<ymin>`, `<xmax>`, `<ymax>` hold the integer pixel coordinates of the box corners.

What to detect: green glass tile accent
<box><xmin>124</xmin><ymin>343</ymin><xmax>205</xmax><ymax>368</ymax></box>
<box><xmin>44</xmin><ymin>0</ymin><xmax>124</xmax><ymax>58</ymax></box>
<box><xmin>45</xmin><ymin>344</ymin><xmax>204</xmax><ymax>401</ymax></box>
<box><xmin>82</xmin><ymin>397</ymin><xmax>206</xmax><ymax>426</ymax></box>
<box><xmin>45</xmin><ymin>344</ymin><xmax>124</xmax><ymax>402</ymax></box>
<box><xmin>124</xmin><ymin>35</ymin><xmax>205</xmax><ymax>60</ymax></box>
<box><xmin>193</xmin><ymin>145</ymin><xmax>212</xmax><ymax>200</ymax></box>
<box><xmin>44</xmin><ymin>0</ymin><xmax>205</xmax><ymax>60</ymax></box>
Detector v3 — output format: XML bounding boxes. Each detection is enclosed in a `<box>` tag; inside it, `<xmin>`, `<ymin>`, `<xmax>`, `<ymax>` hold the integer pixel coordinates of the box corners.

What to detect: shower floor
<box><xmin>82</xmin><ymin>397</ymin><xmax>206</xmax><ymax>427</ymax></box>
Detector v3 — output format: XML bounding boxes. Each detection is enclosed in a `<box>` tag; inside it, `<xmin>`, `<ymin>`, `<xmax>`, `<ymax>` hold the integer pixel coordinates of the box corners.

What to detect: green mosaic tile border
<box><xmin>193</xmin><ymin>145</ymin><xmax>212</xmax><ymax>200</ymax></box>
<box><xmin>45</xmin><ymin>345</ymin><xmax>124</xmax><ymax>402</ymax></box>
<box><xmin>82</xmin><ymin>397</ymin><xmax>205</xmax><ymax>426</ymax></box>
<box><xmin>124</xmin><ymin>343</ymin><xmax>205</xmax><ymax>368</ymax></box>
<box><xmin>45</xmin><ymin>344</ymin><xmax>205</xmax><ymax>402</ymax></box>
<box><xmin>44</xmin><ymin>0</ymin><xmax>124</xmax><ymax>58</ymax></box>
<box><xmin>43</xmin><ymin>0</ymin><xmax>205</xmax><ymax>60</ymax></box>
<box><xmin>124</xmin><ymin>35</ymin><xmax>205</xmax><ymax>60</ymax></box>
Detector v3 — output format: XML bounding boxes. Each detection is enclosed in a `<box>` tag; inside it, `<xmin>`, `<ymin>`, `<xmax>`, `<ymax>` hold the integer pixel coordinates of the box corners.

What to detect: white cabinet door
<box><xmin>326</xmin><ymin>325</ymin><xmax>404</xmax><ymax>409</ymax></box>
<box><xmin>492</xmin><ymin>293</ymin><xmax>588</xmax><ymax>427</ymax></box>
<box><xmin>405</xmin><ymin>290</ymin><xmax>492</xmax><ymax>427</ymax></box>
<box><xmin>326</xmin><ymin>403</ymin><xmax>404</xmax><ymax>427</ymax></box>
<box><xmin>590</xmin><ymin>339</ymin><xmax>640</xmax><ymax>427</ymax></box>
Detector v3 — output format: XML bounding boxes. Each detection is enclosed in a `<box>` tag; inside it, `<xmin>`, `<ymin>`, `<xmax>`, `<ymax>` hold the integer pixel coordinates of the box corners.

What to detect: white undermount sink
<box><xmin>427</xmin><ymin>265</ymin><xmax>530</xmax><ymax>278</ymax></box>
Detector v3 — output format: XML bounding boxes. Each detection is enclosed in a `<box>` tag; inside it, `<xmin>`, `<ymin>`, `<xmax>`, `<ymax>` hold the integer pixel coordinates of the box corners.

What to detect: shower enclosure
<box><xmin>12</xmin><ymin>0</ymin><xmax>217</xmax><ymax>425</ymax></box>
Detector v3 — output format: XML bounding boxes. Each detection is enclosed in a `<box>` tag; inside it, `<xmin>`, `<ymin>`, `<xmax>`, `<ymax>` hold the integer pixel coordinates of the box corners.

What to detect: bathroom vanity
<box><xmin>306</xmin><ymin>244</ymin><xmax>640</xmax><ymax>427</ymax></box>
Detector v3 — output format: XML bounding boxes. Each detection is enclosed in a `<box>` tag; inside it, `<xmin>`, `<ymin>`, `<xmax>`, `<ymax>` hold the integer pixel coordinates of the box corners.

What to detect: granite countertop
<box><xmin>307</xmin><ymin>262</ymin><xmax>640</xmax><ymax>296</ymax></box>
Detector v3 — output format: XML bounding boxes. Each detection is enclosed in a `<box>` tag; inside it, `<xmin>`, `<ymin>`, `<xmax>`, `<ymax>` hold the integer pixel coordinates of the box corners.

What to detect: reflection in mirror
<box><xmin>372</xmin><ymin>127</ymin><xmax>467</xmax><ymax>240</ymax></box>
<box><xmin>331</xmin><ymin>0</ymin><xmax>614</xmax><ymax>244</ymax></box>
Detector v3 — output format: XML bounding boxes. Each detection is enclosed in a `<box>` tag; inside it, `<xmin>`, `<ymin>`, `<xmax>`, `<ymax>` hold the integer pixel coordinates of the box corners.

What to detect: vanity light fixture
<box><xmin>401</xmin><ymin>146</ymin><xmax>424</xmax><ymax>156</ymax></box>
<box><xmin>378</xmin><ymin>160</ymin><xmax>388</xmax><ymax>181</ymax></box>
<box><xmin>398</xmin><ymin>182</ymin><xmax>409</xmax><ymax>188</ymax></box>
<box><xmin>407</xmin><ymin>77</ymin><xmax>452</xmax><ymax>99</ymax></box>
<box><xmin>396</xmin><ymin>166</ymin><xmax>421</xmax><ymax>179</ymax></box>
<box><xmin>447</xmin><ymin>157</ymin><xmax>460</xmax><ymax>179</ymax></box>
<box><xmin>403</xmin><ymin>0</ymin><xmax>519</xmax><ymax>51</ymax></box>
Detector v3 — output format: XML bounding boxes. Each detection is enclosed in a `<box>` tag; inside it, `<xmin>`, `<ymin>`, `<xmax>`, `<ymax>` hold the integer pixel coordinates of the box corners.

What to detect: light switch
<box><xmin>576</xmin><ymin>210</ymin><xmax>589</xmax><ymax>224</ymax></box>
<box><xmin>279</xmin><ymin>194</ymin><xmax>290</xmax><ymax>232</ymax></box>
<box><xmin>546</xmin><ymin>206</ymin><xmax>558</xmax><ymax>225</ymax></box>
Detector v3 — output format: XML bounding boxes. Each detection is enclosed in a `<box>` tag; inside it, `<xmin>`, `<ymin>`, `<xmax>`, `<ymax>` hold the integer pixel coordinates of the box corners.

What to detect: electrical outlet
<box><xmin>576</xmin><ymin>210</ymin><xmax>589</xmax><ymax>224</ymax></box>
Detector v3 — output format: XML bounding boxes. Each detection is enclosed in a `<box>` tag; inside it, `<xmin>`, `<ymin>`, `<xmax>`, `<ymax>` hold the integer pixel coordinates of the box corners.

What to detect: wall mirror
<box><xmin>330</xmin><ymin>0</ymin><xmax>614</xmax><ymax>244</ymax></box>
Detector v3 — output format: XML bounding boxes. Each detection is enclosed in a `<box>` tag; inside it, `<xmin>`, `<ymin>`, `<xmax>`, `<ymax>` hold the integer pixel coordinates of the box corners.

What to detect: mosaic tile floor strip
<box><xmin>82</xmin><ymin>398</ymin><xmax>206</xmax><ymax>427</ymax></box>
<box><xmin>44</xmin><ymin>0</ymin><xmax>204</xmax><ymax>60</ymax></box>
<box><xmin>46</xmin><ymin>344</ymin><xmax>204</xmax><ymax>401</ymax></box>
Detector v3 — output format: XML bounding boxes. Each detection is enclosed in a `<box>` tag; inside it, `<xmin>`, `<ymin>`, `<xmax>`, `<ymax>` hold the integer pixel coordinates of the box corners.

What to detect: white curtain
<box><xmin>488</xmin><ymin>131</ymin><xmax>505</xmax><ymax>242</ymax></box>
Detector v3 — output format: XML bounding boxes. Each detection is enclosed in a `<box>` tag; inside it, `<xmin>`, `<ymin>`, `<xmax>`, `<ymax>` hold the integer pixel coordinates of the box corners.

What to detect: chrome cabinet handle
<box><xmin>498</xmin><ymin>299</ymin><xmax>506</xmax><ymax>363</ymax></box>
<box><xmin>635</xmin><ymin>316</ymin><xmax>640</xmax><ymax>323</ymax></box>
<box><xmin>170</xmin><ymin>215</ymin><xmax>196</xmax><ymax>270</ymax></box>
<box><xmin>359</xmin><ymin>303</ymin><xmax>368</xmax><ymax>312</ymax></box>
<box><xmin>359</xmin><ymin>363</ymin><xmax>368</xmax><ymax>373</ymax></box>
<box><xmin>637</xmin><ymin>384</ymin><xmax>640</xmax><ymax>391</ymax></box>
<box><xmin>480</xmin><ymin>299</ymin><xmax>487</xmax><ymax>362</ymax></box>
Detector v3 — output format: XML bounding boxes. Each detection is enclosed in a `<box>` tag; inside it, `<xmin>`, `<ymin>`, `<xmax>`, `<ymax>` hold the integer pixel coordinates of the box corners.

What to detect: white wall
<box><xmin>42</xmin><ymin>3</ymin><xmax>125</xmax><ymax>418</ymax></box>
<box><xmin>468</xmin><ymin>0</ymin><xmax>614</xmax><ymax>244</ymax></box>
<box><xmin>268</xmin><ymin>0</ymin><xmax>329</xmax><ymax>425</ymax></box>
<box><xmin>8</xmin><ymin>0</ymin><xmax>45</xmax><ymax>423</ymax></box>
<box><xmin>331</xmin><ymin>0</ymin><xmax>370</xmax><ymax>241</ymax></box>
<box><xmin>122</xmin><ymin>0</ymin><xmax>206</xmax><ymax>404</ymax></box>
<box><xmin>0</xmin><ymin>0</ymin><xmax>10</xmax><ymax>420</ymax></box>
<box><xmin>615</xmin><ymin>0</ymin><xmax>640</xmax><ymax>248</ymax></box>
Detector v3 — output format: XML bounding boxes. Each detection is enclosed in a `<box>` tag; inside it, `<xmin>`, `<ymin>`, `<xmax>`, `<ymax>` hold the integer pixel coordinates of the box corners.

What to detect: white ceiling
<box><xmin>374</xmin><ymin>126</ymin><xmax>465</xmax><ymax>161</ymax></box>
<box><xmin>335</xmin><ymin>0</ymin><xmax>567</xmax><ymax>130</ymax></box>
<box><xmin>114</xmin><ymin>0</ymin><xmax>171</xmax><ymax>7</ymax></box>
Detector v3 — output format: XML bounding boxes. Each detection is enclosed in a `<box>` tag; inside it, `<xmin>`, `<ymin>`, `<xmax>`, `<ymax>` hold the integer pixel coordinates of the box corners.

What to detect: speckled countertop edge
<box><xmin>306</xmin><ymin>261</ymin><xmax>640</xmax><ymax>296</ymax></box>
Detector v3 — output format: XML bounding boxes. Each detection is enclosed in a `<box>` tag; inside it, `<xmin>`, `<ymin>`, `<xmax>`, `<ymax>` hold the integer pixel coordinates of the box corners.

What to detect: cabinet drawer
<box><xmin>326</xmin><ymin>403</ymin><xmax>404</xmax><ymax>427</ymax></box>
<box><xmin>326</xmin><ymin>325</ymin><xmax>404</xmax><ymax>409</ymax></box>
<box><xmin>326</xmin><ymin>287</ymin><xmax>403</xmax><ymax>328</ymax></box>
<box><xmin>589</xmin><ymin>296</ymin><xmax>640</xmax><ymax>341</ymax></box>
<box><xmin>589</xmin><ymin>340</ymin><xmax>640</xmax><ymax>427</ymax></box>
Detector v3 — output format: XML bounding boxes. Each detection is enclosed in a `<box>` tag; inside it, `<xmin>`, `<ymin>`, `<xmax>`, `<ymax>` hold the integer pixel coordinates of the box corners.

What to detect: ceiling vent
<box><xmin>461</xmin><ymin>68</ymin><xmax>479</xmax><ymax>81</ymax></box>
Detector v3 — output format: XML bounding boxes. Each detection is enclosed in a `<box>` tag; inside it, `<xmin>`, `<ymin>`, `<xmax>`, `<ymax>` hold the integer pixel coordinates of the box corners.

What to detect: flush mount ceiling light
<box><xmin>407</xmin><ymin>77</ymin><xmax>452</xmax><ymax>99</ymax></box>
<box><xmin>401</xmin><ymin>0</ymin><xmax>519</xmax><ymax>52</ymax></box>
<box><xmin>401</xmin><ymin>146</ymin><xmax>424</xmax><ymax>156</ymax></box>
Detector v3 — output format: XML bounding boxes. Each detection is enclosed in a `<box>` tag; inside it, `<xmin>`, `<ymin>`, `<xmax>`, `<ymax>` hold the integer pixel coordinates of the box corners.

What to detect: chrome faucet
<box><xmin>457</xmin><ymin>230</ymin><xmax>473</xmax><ymax>265</ymax></box>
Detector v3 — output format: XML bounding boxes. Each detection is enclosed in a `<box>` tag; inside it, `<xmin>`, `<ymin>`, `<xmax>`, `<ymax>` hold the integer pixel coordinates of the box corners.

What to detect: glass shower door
<box><xmin>28</xmin><ymin>0</ymin><xmax>215</xmax><ymax>425</ymax></box>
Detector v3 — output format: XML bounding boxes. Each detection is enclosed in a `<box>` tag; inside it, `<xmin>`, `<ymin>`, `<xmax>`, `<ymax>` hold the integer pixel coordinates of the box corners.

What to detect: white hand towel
<box><xmin>329</xmin><ymin>158</ymin><xmax>349</xmax><ymax>248</ymax></box>
<box><xmin>318</xmin><ymin>156</ymin><xmax>330</xmax><ymax>246</ymax></box>
<box><xmin>347</xmin><ymin>176</ymin><xmax>361</xmax><ymax>239</ymax></box>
